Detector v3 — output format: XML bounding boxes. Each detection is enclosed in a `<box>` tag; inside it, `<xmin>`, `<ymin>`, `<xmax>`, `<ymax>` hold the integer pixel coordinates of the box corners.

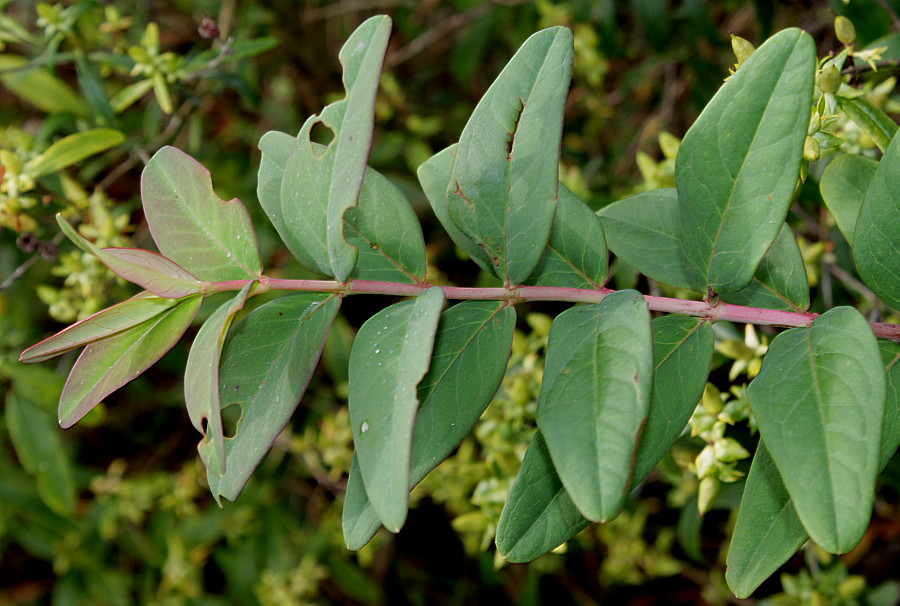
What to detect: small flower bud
<box><xmin>835</xmin><ymin>16</ymin><xmax>856</xmax><ymax>46</ymax></box>
<box><xmin>198</xmin><ymin>16</ymin><xmax>219</xmax><ymax>40</ymax></box>
<box><xmin>817</xmin><ymin>64</ymin><xmax>842</xmax><ymax>94</ymax></box>
<box><xmin>803</xmin><ymin>136</ymin><xmax>821</xmax><ymax>162</ymax></box>
<box><xmin>731</xmin><ymin>34</ymin><xmax>755</xmax><ymax>66</ymax></box>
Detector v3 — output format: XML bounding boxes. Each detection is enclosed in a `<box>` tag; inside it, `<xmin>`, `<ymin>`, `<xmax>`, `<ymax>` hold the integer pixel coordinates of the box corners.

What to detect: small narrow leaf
<box><xmin>343</xmin><ymin>301</ymin><xmax>515</xmax><ymax>549</ymax></box>
<box><xmin>184</xmin><ymin>283</ymin><xmax>254</xmax><ymax>476</ymax></box>
<box><xmin>538</xmin><ymin>290</ymin><xmax>653</xmax><ymax>522</ymax></box>
<box><xmin>58</xmin><ymin>295</ymin><xmax>202</xmax><ymax>428</ymax></box>
<box><xmin>676</xmin><ymin>28</ymin><xmax>815</xmax><ymax>293</ymax></box>
<box><xmin>418</xmin><ymin>144</ymin><xmax>496</xmax><ymax>274</ymax></box>
<box><xmin>6</xmin><ymin>393</ymin><xmax>76</xmax><ymax>516</ymax></box>
<box><xmin>448</xmin><ymin>27</ymin><xmax>574</xmax><ymax>285</ymax></box>
<box><xmin>276</xmin><ymin>16</ymin><xmax>391</xmax><ymax>281</ymax></box>
<box><xmin>747</xmin><ymin>307</ymin><xmax>885</xmax><ymax>553</ymax></box>
<box><xmin>141</xmin><ymin>147</ymin><xmax>262</xmax><ymax>281</ymax></box>
<box><xmin>632</xmin><ymin>315</ymin><xmax>715</xmax><ymax>486</ymax></box>
<box><xmin>20</xmin><ymin>292</ymin><xmax>177</xmax><ymax>363</ymax></box>
<box><xmin>837</xmin><ymin>96</ymin><xmax>898</xmax><ymax>153</ymax></box>
<box><xmin>727</xmin><ymin>342</ymin><xmax>900</xmax><ymax>598</ymax></box>
<box><xmin>57</xmin><ymin>215</ymin><xmax>205</xmax><ymax>298</ymax></box>
<box><xmin>597</xmin><ymin>188</ymin><xmax>702</xmax><ymax>291</ymax></box>
<box><xmin>348</xmin><ymin>287</ymin><xmax>445</xmax><ymax>532</ymax></box>
<box><xmin>853</xmin><ymin>131</ymin><xmax>900</xmax><ymax>312</ymax></box>
<box><xmin>496</xmin><ymin>430</ymin><xmax>591</xmax><ymax>562</ymax></box>
<box><xmin>209</xmin><ymin>294</ymin><xmax>341</xmax><ymax>502</ymax></box>
<box><xmin>819</xmin><ymin>154</ymin><xmax>878</xmax><ymax>245</ymax></box>
<box><xmin>525</xmin><ymin>184</ymin><xmax>608</xmax><ymax>289</ymax></box>
<box><xmin>26</xmin><ymin>129</ymin><xmax>125</xmax><ymax>178</ymax></box>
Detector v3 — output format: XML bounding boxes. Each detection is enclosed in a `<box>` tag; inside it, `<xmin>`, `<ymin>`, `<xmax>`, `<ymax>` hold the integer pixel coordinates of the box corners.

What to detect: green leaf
<box><xmin>0</xmin><ymin>54</ymin><xmax>88</xmax><ymax>115</ymax></box>
<box><xmin>348</xmin><ymin>286</ymin><xmax>445</xmax><ymax>532</ymax></box>
<box><xmin>418</xmin><ymin>144</ymin><xmax>496</xmax><ymax>274</ymax></box>
<box><xmin>537</xmin><ymin>290</ymin><xmax>653</xmax><ymax>522</ymax></box>
<box><xmin>597</xmin><ymin>188</ymin><xmax>702</xmax><ymax>291</ymax></box>
<box><xmin>109</xmin><ymin>79</ymin><xmax>154</xmax><ymax>113</ymax></box>
<box><xmin>209</xmin><ymin>294</ymin><xmax>341</xmax><ymax>502</ymax></box>
<box><xmin>20</xmin><ymin>292</ymin><xmax>177</xmax><ymax>363</ymax></box>
<box><xmin>819</xmin><ymin>154</ymin><xmax>878</xmax><ymax>246</ymax></box>
<box><xmin>837</xmin><ymin>96</ymin><xmax>898</xmax><ymax>153</ymax></box>
<box><xmin>853</xmin><ymin>131</ymin><xmax>900</xmax><ymax>312</ymax></box>
<box><xmin>676</xmin><ymin>28</ymin><xmax>815</xmax><ymax>294</ymax></box>
<box><xmin>496</xmin><ymin>430</ymin><xmax>591</xmax><ymax>562</ymax></box>
<box><xmin>259</xmin><ymin>132</ymin><xmax>426</xmax><ymax>282</ymax></box>
<box><xmin>75</xmin><ymin>50</ymin><xmax>116</xmax><ymax>127</ymax></box>
<box><xmin>747</xmin><ymin>307</ymin><xmax>885</xmax><ymax>553</ymax></box>
<box><xmin>343</xmin><ymin>301</ymin><xmax>515</xmax><ymax>549</ymax></box>
<box><xmin>57</xmin><ymin>215</ymin><xmax>205</xmax><ymax>298</ymax></box>
<box><xmin>525</xmin><ymin>184</ymin><xmax>608</xmax><ymax>288</ymax></box>
<box><xmin>447</xmin><ymin>27</ymin><xmax>574</xmax><ymax>285</ymax></box>
<box><xmin>276</xmin><ymin>16</ymin><xmax>391</xmax><ymax>281</ymax></box>
<box><xmin>26</xmin><ymin>129</ymin><xmax>125</xmax><ymax>178</ymax></box>
<box><xmin>632</xmin><ymin>315</ymin><xmax>715</xmax><ymax>487</ymax></box>
<box><xmin>344</xmin><ymin>167</ymin><xmax>427</xmax><ymax>284</ymax></box>
<box><xmin>184</xmin><ymin>283</ymin><xmax>254</xmax><ymax>476</ymax></box>
<box><xmin>725</xmin><ymin>442</ymin><xmax>807</xmax><ymax>598</ymax></box>
<box><xmin>718</xmin><ymin>223</ymin><xmax>809</xmax><ymax>312</ymax></box>
<box><xmin>727</xmin><ymin>341</ymin><xmax>900</xmax><ymax>598</ymax></box>
<box><xmin>141</xmin><ymin>146</ymin><xmax>262</xmax><ymax>281</ymax></box>
<box><xmin>58</xmin><ymin>295</ymin><xmax>202</xmax><ymax>428</ymax></box>
<box><xmin>6</xmin><ymin>393</ymin><xmax>76</xmax><ymax>516</ymax></box>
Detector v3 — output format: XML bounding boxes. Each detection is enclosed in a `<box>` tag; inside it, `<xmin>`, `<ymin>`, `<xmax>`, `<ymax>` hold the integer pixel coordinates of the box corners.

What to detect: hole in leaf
<box><xmin>506</xmin><ymin>97</ymin><xmax>525</xmax><ymax>159</ymax></box>
<box><xmin>310</xmin><ymin>121</ymin><xmax>335</xmax><ymax>157</ymax></box>
<box><xmin>200</xmin><ymin>416</ymin><xmax>209</xmax><ymax>436</ymax></box>
<box><xmin>222</xmin><ymin>403</ymin><xmax>242</xmax><ymax>439</ymax></box>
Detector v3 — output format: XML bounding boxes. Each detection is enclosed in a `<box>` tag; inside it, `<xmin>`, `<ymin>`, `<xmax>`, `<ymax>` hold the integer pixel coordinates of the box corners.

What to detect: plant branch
<box><xmin>208</xmin><ymin>277</ymin><xmax>900</xmax><ymax>341</ymax></box>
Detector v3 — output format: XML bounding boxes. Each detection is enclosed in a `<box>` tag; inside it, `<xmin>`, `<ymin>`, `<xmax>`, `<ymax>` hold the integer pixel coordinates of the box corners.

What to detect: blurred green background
<box><xmin>1</xmin><ymin>1</ymin><xmax>899</xmax><ymax>604</ymax></box>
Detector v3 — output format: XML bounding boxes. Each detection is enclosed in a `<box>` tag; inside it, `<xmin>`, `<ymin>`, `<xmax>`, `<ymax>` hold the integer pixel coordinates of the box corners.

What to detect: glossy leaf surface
<box><xmin>27</xmin><ymin>129</ymin><xmax>124</xmax><ymax>178</ymax></box>
<box><xmin>343</xmin><ymin>301</ymin><xmax>515</xmax><ymax>549</ymax></box>
<box><xmin>747</xmin><ymin>307</ymin><xmax>885</xmax><ymax>553</ymax></box>
<box><xmin>538</xmin><ymin>290</ymin><xmax>653</xmax><ymax>522</ymax></box>
<box><xmin>348</xmin><ymin>287</ymin><xmax>445</xmax><ymax>531</ymax></box>
<box><xmin>448</xmin><ymin>27</ymin><xmax>573</xmax><ymax>285</ymax></box>
<box><xmin>209</xmin><ymin>294</ymin><xmax>340</xmax><ymax>502</ymax></box>
<box><xmin>58</xmin><ymin>295</ymin><xmax>201</xmax><ymax>428</ymax></box>
<box><xmin>819</xmin><ymin>154</ymin><xmax>877</xmax><ymax>246</ymax></box>
<box><xmin>676</xmin><ymin>28</ymin><xmax>815</xmax><ymax>293</ymax></box>
<box><xmin>184</xmin><ymin>284</ymin><xmax>254</xmax><ymax>476</ymax></box>
<box><xmin>20</xmin><ymin>292</ymin><xmax>177</xmax><ymax>363</ymax></box>
<box><xmin>276</xmin><ymin>16</ymin><xmax>391</xmax><ymax>281</ymax></box>
<box><xmin>837</xmin><ymin>96</ymin><xmax>898</xmax><ymax>153</ymax></box>
<box><xmin>631</xmin><ymin>315</ymin><xmax>715</xmax><ymax>486</ymax></box>
<box><xmin>57</xmin><ymin>215</ymin><xmax>204</xmax><ymax>298</ymax></box>
<box><xmin>141</xmin><ymin>146</ymin><xmax>262</xmax><ymax>281</ymax></box>
<box><xmin>853</xmin><ymin>131</ymin><xmax>900</xmax><ymax>312</ymax></box>
<box><xmin>496</xmin><ymin>430</ymin><xmax>590</xmax><ymax>562</ymax></box>
<box><xmin>525</xmin><ymin>184</ymin><xmax>607</xmax><ymax>288</ymax></box>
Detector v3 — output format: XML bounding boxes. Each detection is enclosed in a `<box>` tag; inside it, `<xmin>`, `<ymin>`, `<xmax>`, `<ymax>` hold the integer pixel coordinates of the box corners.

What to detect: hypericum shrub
<box><xmin>19</xmin><ymin>15</ymin><xmax>899</xmax><ymax>598</ymax></box>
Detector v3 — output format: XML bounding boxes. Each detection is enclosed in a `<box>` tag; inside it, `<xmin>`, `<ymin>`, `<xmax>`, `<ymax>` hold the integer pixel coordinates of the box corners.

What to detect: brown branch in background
<box><xmin>841</xmin><ymin>59</ymin><xmax>900</xmax><ymax>75</ymax></box>
<box><xmin>302</xmin><ymin>0</ymin><xmax>414</xmax><ymax>23</ymax></box>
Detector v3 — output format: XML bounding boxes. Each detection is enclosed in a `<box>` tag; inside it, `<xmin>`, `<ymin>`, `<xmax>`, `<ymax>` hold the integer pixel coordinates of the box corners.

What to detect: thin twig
<box><xmin>302</xmin><ymin>0</ymin><xmax>415</xmax><ymax>23</ymax></box>
<box><xmin>841</xmin><ymin>59</ymin><xmax>900</xmax><ymax>75</ymax></box>
<box><xmin>0</xmin><ymin>231</ymin><xmax>65</xmax><ymax>290</ymax></box>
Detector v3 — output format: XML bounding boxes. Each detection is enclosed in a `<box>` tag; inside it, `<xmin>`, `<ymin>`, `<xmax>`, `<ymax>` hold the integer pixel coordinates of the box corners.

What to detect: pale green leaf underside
<box><xmin>853</xmin><ymin>131</ymin><xmax>900</xmax><ymax>312</ymax></box>
<box><xmin>57</xmin><ymin>215</ymin><xmax>204</xmax><ymax>299</ymax></box>
<box><xmin>819</xmin><ymin>154</ymin><xmax>877</xmax><ymax>246</ymax></box>
<box><xmin>676</xmin><ymin>28</ymin><xmax>815</xmax><ymax>293</ymax></box>
<box><xmin>747</xmin><ymin>307</ymin><xmax>885</xmax><ymax>553</ymax></box>
<box><xmin>58</xmin><ymin>295</ymin><xmax>201</xmax><ymax>428</ymax></box>
<box><xmin>141</xmin><ymin>146</ymin><xmax>262</xmax><ymax>282</ymax></box>
<box><xmin>448</xmin><ymin>27</ymin><xmax>574</xmax><ymax>285</ymax></box>
<box><xmin>538</xmin><ymin>290</ymin><xmax>653</xmax><ymax>523</ymax></box>
<box><xmin>184</xmin><ymin>283</ymin><xmax>254</xmax><ymax>477</ymax></box>
<box><xmin>210</xmin><ymin>294</ymin><xmax>340</xmax><ymax>502</ymax></box>
<box><xmin>348</xmin><ymin>287</ymin><xmax>445</xmax><ymax>532</ymax></box>
<box><xmin>343</xmin><ymin>301</ymin><xmax>515</xmax><ymax>549</ymax></box>
<box><xmin>20</xmin><ymin>291</ymin><xmax>176</xmax><ymax>363</ymax></box>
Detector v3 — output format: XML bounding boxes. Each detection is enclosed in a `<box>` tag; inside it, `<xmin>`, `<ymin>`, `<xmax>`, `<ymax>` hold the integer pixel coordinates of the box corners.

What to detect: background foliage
<box><xmin>1</xmin><ymin>1</ymin><xmax>899</xmax><ymax>604</ymax></box>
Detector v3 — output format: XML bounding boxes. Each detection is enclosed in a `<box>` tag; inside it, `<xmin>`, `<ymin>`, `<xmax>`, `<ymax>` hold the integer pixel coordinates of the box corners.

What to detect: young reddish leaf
<box><xmin>57</xmin><ymin>214</ymin><xmax>205</xmax><ymax>298</ymax></box>
<box><xmin>141</xmin><ymin>146</ymin><xmax>262</xmax><ymax>281</ymax></box>
<box><xmin>209</xmin><ymin>294</ymin><xmax>341</xmax><ymax>502</ymax></box>
<box><xmin>184</xmin><ymin>283</ymin><xmax>254</xmax><ymax>477</ymax></box>
<box><xmin>58</xmin><ymin>295</ymin><xmax>202</xmax><ymax>428</ymax></box>
<box><xmin>20</xmin><ymin>292</ymin><xmax>177</xmax><ymax>363</ymax></box>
